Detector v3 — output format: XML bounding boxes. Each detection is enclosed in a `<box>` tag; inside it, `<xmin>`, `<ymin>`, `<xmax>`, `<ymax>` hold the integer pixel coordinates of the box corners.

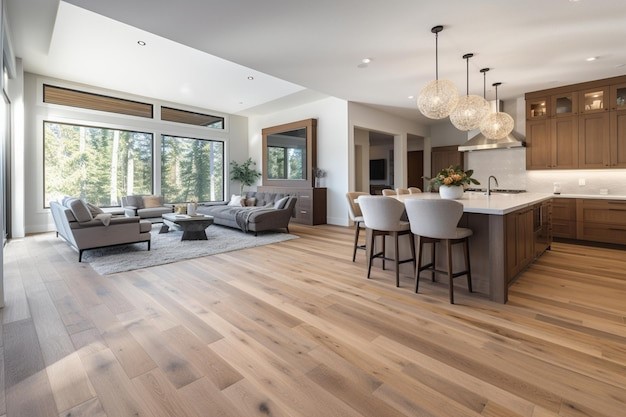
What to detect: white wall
<box><xmin>22</xmin><ymin>73</ymin><xmax>249</xmax><ymax>234</ymax></box>
<box><xmin>353</xmin><ymin>128</ymin><xmax>369</xmax><ymax>192</ymax></box>
<box><xmin>248</xmin><ymin>96</ymin><xmax>349</xmax><ymax>226</ymax></box>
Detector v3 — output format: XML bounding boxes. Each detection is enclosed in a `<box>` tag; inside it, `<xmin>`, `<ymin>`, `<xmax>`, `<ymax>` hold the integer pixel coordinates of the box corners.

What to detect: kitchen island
<box><xmin>384</xmin><ymin>192</ymin><xmax>554</xmax><ymax>303</ymax></box>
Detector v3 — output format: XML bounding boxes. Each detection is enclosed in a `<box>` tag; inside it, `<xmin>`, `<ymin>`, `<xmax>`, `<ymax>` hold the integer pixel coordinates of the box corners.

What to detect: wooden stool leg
<box><xmin>431</xmin><ymin>241</ymin><xmax>437</xmax><ymax>282</ymax></box>
<box><xmin>352</xmin><ymin>221</ymin><xmax>361</xmax><ymax>262</ymax></box>
<box><xmin>464</xmin><ymin>237</ymin><xmax>473</xmax><ymax>293</ymax></box>
<box><xmin>409</xmin><ymin>233</ymin><xmax>416</xmax><ymax>274</ymax></box>
<box><xmin>367</xmin><ymin>229</ymin><xmax>375</xmax><ymax>278</ymax></box>
<box><xmin>394</xmin><ymin>232</ymin><xmax>400</xmax><ymax>287</ymax></box>
<box><xmin>381</xmin><ymin>234</ymin><xmax>386</xmax><ymax>271</ymax></box>
<box><xmin>446</xmin><ymin>239</ymin><xmax>454</xmax><ymax>304</ymax></box>
<box><xmin>415</xmin><ymin>236</ymin><xmax>423</xmax><ymax>293</ymax></box>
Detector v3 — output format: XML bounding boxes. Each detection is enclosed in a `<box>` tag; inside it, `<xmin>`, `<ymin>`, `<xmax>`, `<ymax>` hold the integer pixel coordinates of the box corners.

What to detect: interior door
<box><xmin>407</xmin><ymin>150</ymin><xmax>423</xmax><ymax>188</ymax></box>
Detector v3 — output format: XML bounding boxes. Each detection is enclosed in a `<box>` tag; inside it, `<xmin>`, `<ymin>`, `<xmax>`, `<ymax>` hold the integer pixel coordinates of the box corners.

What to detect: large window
<box><xmin>44</xmin><ymin>122</ymin><xmax>153</xmax><ymax>206</ymax></box>
<box><xmin>161</xmin><ymin>135</ymin><xmax>224</xmax><ymax>203</ymax></box>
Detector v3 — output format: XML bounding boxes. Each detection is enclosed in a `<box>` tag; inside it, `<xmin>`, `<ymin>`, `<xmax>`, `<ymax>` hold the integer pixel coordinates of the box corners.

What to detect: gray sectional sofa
<box><xmin>50</xmin><ymin>198</ymin><xmax>152</xmax><ymax>261</ymax></box>
<box><xmin>196</xmin><ymin>191</ymin><xmax>297</xmax><ymax>234</ymax></box>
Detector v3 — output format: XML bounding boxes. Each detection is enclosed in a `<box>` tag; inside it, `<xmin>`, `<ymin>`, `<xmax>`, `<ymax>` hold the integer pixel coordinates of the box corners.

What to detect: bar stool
<box><xmin>357</xmin><ymin>196</ymin><xmax>416</xmax><ymax>287</ymax></box>
<box><xmin>396</xmin><ymin>188</ymin><xmax>410</xmax><ymax>195</ymax></box>
<box><xmin>404</xmin><ymin>199</ymin><xmax>473</xmax><ymax>304</ymax></box>
<box><xmin>345</xmin><ymin>192</ymin><xmax>369</xmax><ymax>262</ymax></box>
<box><xmin>382</xmin><ymin>189</ymin><xmax>396</xmax><ymax>196</ymax></box>
<box><xmin>408</xmin><ymin>187</ymin><xmax>422</xmax><ymax>194</ymax></box>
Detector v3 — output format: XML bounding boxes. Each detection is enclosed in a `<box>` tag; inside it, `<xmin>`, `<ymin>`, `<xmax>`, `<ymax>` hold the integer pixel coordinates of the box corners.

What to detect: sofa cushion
<box><xmin>86</xmin><ymin>202</ymin><xmax>104</xmax><ymax>217</ymax></box>
<box><xmin>139</xmin><ymin>220</ymin><xmax>152</xmax><ymax>233</ymax></box>
<box><xmin>274</xmin><ymin>196</ymin><xmax>289</xmax><ymax>210</ymax></box>
<box><xmin>227</xmin><ymin>194</ymin><xmax>245</xmax><ymax>207</ymax></box>
<box><xmin>138</xmin><ymin>207</ymin><xmax>172</xmax><ymax>218</ymax></box>
<box><xmin>68</xmin><ymin>199</ymin><xmax>93</xmax><ymax>223</ymax></box>
<box><xmin>126</xmin><ymin>195</ymin><xmax>144</xmax><ymax>209</ymax></box>
<box><xmin>143</xmin><ymin>195</ymin><xmax>162</xmax><ymax>208</ymax></box>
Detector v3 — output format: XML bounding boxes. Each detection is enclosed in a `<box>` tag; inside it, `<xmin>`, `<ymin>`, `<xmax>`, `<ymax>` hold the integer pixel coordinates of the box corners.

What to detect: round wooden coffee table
<box><xmin>161</xmin><ymin>213</ymin><xmax>214</xmax><ymax>240</ymax></box>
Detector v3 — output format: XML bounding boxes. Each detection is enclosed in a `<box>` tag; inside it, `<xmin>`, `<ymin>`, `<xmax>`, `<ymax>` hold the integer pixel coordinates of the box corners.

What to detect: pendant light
<box><xmin>449</xmin><ymin>53</ymin><xmax>490</xmax><ymax>131</ymax></box>
<box><xmin>417</xmin><ymin>25</ymin><xmax>459</xmax><ymax>119</ymax></box>
<box><xmin>480</xmin><ymin>81</ymin><xmax>514</xmax><ymax>139</ymax></box>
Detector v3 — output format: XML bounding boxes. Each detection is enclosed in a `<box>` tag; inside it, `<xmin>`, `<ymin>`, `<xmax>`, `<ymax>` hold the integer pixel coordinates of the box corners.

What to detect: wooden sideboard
<box><xmin>257</xmin><ymin>186</ymin><xmax>327</xmax><ymax>225</ymax></box>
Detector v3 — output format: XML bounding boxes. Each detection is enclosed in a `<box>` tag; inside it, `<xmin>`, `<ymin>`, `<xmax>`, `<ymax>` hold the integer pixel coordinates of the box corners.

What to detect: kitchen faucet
<box><xmin>487</xmin><ymin>175</ymin><xmax>499</xmax><ymax>196</ymax></box>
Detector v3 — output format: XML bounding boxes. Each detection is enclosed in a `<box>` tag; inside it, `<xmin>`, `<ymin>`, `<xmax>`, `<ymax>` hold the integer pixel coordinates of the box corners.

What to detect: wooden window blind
<box><xmin>43</xmin><ymin>84</ymin><xmax>153</xmax><ymax>118</ymax></box>
<box><xmin>161</xmin><ymin>106</ymin><xmax>224</xmax><ymax>129</ymax></box>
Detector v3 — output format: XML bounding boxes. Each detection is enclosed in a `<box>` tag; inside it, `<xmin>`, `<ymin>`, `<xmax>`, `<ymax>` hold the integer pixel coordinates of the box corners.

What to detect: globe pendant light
<box><xmin>449</xmin><ymin>53</ymin><xmax>490</xmax><ymax>131</ymax></box>
<box><xmin>417</xmin><ymin>25</ymin><xmax>459</xmax><ymax>119</ymax></box>
<box><xmin>480</xmin><ymin>82</ymin><xmax>515</xmax><ymax>139</ymax></box>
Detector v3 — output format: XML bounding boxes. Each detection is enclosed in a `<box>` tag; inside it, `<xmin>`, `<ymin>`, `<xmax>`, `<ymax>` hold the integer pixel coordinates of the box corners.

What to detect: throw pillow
<box><xmin>227</xmin><ymin>194</ymin><xmax>245</xmax><ymax>207</ymax></box>
<box><xmin>68</xmin><ymin>199</ymin><xmax>93</xmax><ymax>223</ymax></box>
<box><xmin>245</xmin><ymin>197</ymin><xmax>257</xmax><ymax>207</ymax></box>
<box><xmin>86</xmin><ymin>202</ymin><xmax>104</xmax><ymax>217</ymax></box>
<box><xmin>125</xmin><ymin>195</ymin><xmax>144</xmax><ymax>209</ymax></box>
<box><xmin>143</xmin><ymin>195</ymin><xmax>162</xmax><ymax>208</ymax></box>
<box><xmin>274</xmin><ymin>196</ymin><xmax>289</xmax><ymax>210</ymax></box>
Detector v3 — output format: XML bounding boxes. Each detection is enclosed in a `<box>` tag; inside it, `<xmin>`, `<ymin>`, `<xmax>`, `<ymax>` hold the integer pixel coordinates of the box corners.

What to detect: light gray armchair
<box><xmin>121</xmin><ymin>195</ymin><xmax>173</xmax><ymax>222</ymax></box>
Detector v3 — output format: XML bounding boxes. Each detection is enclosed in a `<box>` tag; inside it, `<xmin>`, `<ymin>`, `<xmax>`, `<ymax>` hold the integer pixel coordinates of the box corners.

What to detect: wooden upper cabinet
<box><xmin>579</xmin><ymin>113</ymin><xmax>610</xmax><ymax>168</ymax></box>
<box><xmin>610</xmin><ymin>111</ymin><xmax>626</xmax><ymax>167</ymax></box>
<box><xmin>610</xmin><ymin>83</ymin><xmax>626</xmax><ymax>112</ymax></box>
<box><xmin>526</xmin><ymin>119</ymin><xmax>551</xmax><ymax>169</ymax></box>
<box><xmin>551</xmin><ymin>92</ymin><xmax>578</xmax><ymax>117</ymax></box>
<box><xmin>526</xmin><ymin>97</ymin><xmax>548</xmax><ymax>120</ymax></box>
<box><xmin>579</xmin><ymin>87</ymin><xmax>610</xmax><ymax>114</ymax></box>
<box><xmin>551</xmin><ymin>116</ymin><xmax>578</xmax><ymax>169</ymax></box>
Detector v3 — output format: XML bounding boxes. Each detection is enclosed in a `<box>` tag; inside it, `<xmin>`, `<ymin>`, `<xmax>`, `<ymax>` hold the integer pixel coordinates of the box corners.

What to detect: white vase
<box><xmin>439</xmin><ymin>185</ymin><xmax>464</xmax><ymax>200</ymax></box>
<box><xmin>187</xmin><ymin>203</ymin><xmax>197</xmax><ymax>216</ymax></box>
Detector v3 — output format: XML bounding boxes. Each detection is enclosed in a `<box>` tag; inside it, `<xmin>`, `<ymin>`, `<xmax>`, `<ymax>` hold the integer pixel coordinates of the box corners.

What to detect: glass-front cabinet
<box><xmin>610</xmin><ymin>83</ymin><xmax>626</xmax><ymax>112</ymax></box>
<box><xmin>526</xmin><ymin>97</ymin><xmax>547</xmax><ymax>119</ymax></box>
<box><xmin>550</xmin><ymin>92</ymin><xmax>577</xmax><ymax>117</ymax></box>
<box><xmin>580</xmin><ymin>87</ymin><xmax>609</xmax><ymax>114</ymax></box>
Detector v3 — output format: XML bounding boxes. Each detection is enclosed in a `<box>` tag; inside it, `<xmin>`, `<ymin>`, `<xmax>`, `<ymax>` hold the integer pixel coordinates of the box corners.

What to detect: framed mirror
<box><xmin>262</xmin><ymin>118</ymin><xmax>317</xmax><ymax>187</ymax></box>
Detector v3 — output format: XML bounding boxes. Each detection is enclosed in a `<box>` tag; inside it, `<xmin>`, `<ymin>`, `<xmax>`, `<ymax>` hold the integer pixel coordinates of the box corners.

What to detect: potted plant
<box><xmin>230</xmin><ymin>158</ymin><xmax>262</xmax><ymax>195</ymax></box>
<box><xmin>427</xmin><ymin>165</ymin><xmax>479</xmax><ymax>199</ymax></box>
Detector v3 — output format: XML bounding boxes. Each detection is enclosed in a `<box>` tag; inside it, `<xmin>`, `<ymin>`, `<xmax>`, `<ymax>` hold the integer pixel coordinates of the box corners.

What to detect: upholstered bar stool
<box><xmin>357</xmin><ymin>196</ymin><xmax>416</xmax><ymax>287</ymax></box>
<box><xmin>381</xmin><ymin>189</ymin><xmax>396</xmax><ymax>196</ymax></box>
<box><xmin>396</xmin><ymin>188</ymin><xmax>410</xmax><ymax>195</ymax></box>
<box><xmin>408</xmin><ymin>187</ymin><xmax>422</xmax><ymax>194</ymax></box>
<box><xmin>345</xmin><ymin>191</ymin><xmax>369</xmax><ymax>262</ymax></box>
<box><xmin>404</xmin><ymin>199</ymin><xmax>473</xmax><ymax>304</ymax></box>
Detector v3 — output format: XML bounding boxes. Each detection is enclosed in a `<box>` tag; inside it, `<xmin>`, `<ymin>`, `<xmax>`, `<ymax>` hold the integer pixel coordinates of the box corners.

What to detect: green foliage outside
<box><xmin>267</xmin><ymin>146</ymin><xmax>304</xmax><ymax>180</ymax></box>
<box><xmin>44</xmin><ymin>122</ymin><xmax>153</xmax><ymax>206</ymax></box>
<box><xmin>161</xmin><ymin>135</ymin><xmax>224</xmax><ymax>203</ymax></box>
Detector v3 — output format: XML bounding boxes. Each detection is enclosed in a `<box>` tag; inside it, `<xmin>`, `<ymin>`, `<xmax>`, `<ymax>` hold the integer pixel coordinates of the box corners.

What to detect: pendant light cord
<box><xmin>465</xmin><ymin>57</ymin><xmax>469</xmax><ymax>96</ymax></box>
<box><xmin>435</xmin><ymin>32</ymin><xmax>439</xmax><ymax>81</ymax></box>
<box><xmin>483</xmin><ymin>71</ymin><xmax>486</xmax><ymax>99</ymax></box>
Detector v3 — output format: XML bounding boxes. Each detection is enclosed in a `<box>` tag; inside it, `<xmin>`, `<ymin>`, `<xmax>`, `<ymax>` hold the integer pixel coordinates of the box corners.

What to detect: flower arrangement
<box><xmin>313</xmin><ymin>168</ymin><xmax>327</xmax><ymax>179</ymax></box>
<box><xmin>427</xmin><ymin>165</ymin><xmax>480</xmax><ymax>190</ymax></box>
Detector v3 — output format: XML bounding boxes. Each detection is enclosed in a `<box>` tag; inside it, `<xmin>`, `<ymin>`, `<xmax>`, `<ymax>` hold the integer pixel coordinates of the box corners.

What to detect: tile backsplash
<box><xmin>466</xmin><ymin>148</ymin><xmax>626</xmax><ymax>195</ymax></box>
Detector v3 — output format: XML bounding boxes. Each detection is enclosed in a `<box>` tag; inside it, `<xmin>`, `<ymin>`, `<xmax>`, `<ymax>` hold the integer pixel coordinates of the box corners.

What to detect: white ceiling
<box><xmin>7</xmin><ymin>0</ymin><xmax>626</xmax><ymax>124</ymax></box>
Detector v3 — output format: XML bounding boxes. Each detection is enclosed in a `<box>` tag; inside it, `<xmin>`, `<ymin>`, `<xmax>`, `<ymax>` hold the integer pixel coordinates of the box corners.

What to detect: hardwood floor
<box><xmin>2</xmin><ymin>224</ymin><xmax>625</xmax><ymax>417</ymax></box>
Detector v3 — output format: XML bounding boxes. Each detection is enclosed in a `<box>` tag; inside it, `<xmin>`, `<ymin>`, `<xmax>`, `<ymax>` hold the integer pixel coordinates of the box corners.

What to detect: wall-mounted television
<box><xmin>369</xmin><ymin>159</ymin><xmax>386</xmax><ymax>180</ymax></box>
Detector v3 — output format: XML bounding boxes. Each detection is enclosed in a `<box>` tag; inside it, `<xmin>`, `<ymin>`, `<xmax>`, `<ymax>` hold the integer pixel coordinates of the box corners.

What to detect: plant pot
<box><xmin>187</xmin><ymin>203</ymin><xmax>197</xmax><ymax>216</ymax></box>
<box><xmin>439</xmin><ymin>185</ymin><xmax>464</xmax><ymax>200</ymax></box>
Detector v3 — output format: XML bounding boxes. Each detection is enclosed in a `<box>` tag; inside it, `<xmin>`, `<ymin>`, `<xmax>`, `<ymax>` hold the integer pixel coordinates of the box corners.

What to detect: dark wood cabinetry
<box><xmin>505</xmin><ymin>207</ymin><xmax>534</xmax><ymax>282</ymax></box>
<box><xmin>576</xmin><ymin>199</ymin><xmax>626</xmax><ymax>245</ymax></box>
<box><xmin>431</xmin><ymin>145</ymin><xmax>463</xmax><ymax>177</ymax></box>
<box><xmin>257</xmin><ymin>186</ymin><xmax>327</xmax><ymax>225</ymax></box>
<box><xmin>526</xmin><ymin>75</ymin><xmax>626</xmax><ymax>170</ymax></box>
<box><xmin>552</xmin><ymin>198</ymin><xmax>576</xmax><ymax>238</ymax></box>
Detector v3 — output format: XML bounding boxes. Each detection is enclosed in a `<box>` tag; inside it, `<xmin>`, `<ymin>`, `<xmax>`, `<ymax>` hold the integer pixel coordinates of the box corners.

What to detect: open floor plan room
<box><xmin>3</xmin><ymin>224</ymin><xmax>625</xmax><ymax>417</ymax></box>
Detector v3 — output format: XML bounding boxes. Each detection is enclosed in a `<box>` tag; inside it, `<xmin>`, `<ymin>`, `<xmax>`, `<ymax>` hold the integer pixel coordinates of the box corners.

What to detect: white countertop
<box><xmin>395</xmin><ymin>192</ymin><xmax>553</xmax><ymax>215</ymax></box>
<box><xmin>552</xmin><ymin>193</ymin><xmax>626</xmax><ymax>200</ymax></box>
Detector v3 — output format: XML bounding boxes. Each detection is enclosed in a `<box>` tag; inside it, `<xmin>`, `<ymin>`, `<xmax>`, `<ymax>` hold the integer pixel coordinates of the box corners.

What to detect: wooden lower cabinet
<box><xmin>576</xmin><ymin>199</ymin><xmax>626</xmax><ymax>245</ymax></box>
<box><xmin>257</xmin><ymin>186</ymin><xmax>327</xmax><ymax>225</ymax></box>
<box><xmin>505</xmin><ymin>207</ymin><xmax>534</xmax><ymax>282</ymax></box>
<box><xmin>552</xmin><ymin>198</ymin><xmax>577</xmax><ymax>238</ymax></box>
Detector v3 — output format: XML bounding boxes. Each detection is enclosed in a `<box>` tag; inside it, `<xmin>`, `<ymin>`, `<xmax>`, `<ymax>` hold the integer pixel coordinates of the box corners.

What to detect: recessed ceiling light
<box><xmin>247</xmin><ymin>76</ymin><xmax>254</xmax><ymax>80</ymax></box>
<box><xmin>137</xmin><ymin>40</ymin><xmax>146</xmax><ymax>46</ymax></box>
<box><xmin>585</xmin><ymin>56</ymin><xmax>597</xmax><ymax>62</ymax></box>
<box><xmin>362</xmin><ymin>58</ymin><xmax>372</xmax><ymax>64</ymax></box>
<box><xmin>408</xmin><ymin>95</ymin><xmax>415</xmax><ymax>100</ymax></box>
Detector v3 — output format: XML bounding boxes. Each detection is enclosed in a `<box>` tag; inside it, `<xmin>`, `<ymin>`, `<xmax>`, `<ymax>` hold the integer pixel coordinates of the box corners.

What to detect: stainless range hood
<box><xmin>458</xmin><ymin>131</ymin><xmax>525</xmax><ymax>152</ymax></box>
<box><xmin>457</xmin><ymin>100</ymin><xmax>525</xmax><ymax>152</ymax></box>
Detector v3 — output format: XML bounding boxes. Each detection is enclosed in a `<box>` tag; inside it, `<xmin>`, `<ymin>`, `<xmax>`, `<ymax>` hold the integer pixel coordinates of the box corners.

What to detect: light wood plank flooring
<box><xmin>2</xmin><ymin>224</ymin><xmax>625</xmax><ymax>417</ymax></box>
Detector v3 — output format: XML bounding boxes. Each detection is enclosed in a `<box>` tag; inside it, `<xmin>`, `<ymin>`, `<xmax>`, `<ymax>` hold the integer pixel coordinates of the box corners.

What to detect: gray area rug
<box><xmin>82</xmin><ymin>224</ymin><xmax>298</xmax><ymax>275</ymax></box>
